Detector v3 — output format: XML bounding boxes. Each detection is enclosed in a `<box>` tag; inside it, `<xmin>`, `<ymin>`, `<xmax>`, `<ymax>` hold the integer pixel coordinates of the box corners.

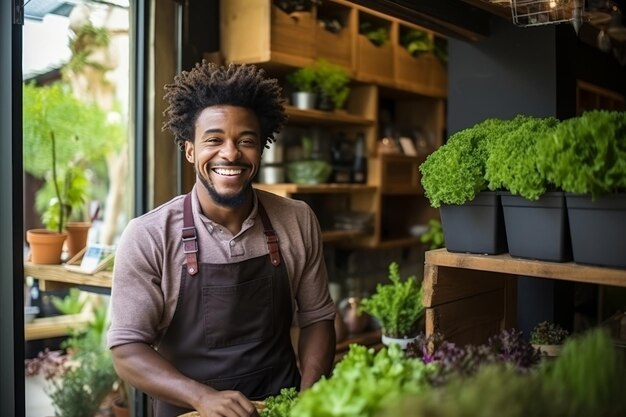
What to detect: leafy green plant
<box><xmin>359</xmin><ymin>262</ymin><xmax>424</xmax><ymax>338</ymax></box>
<box><xmin>260</xmin><ymin>387</ymin><xmax>299</xmax><ymax>417</ymax></box>
<box><xmin>379</xmin><ymin>328</ymin><xmax>626</xmax><ymax>417</ymax></box>
<box><xmin>400</xmin><ymin>29</ymin><xmax>433</xmax><ymax>58</ymax></box>
<box><xmin>25</xmin><ymin>303</ymin><xmax>118</xmax><ymax>417</ymax></box>
<box><xmin>286</xmin><ymin>66</ymin><xmax>317</xmax><ymax>93</ymax></box>
<box><xmin>419</xmin><ymin>117</ymin><xmax>522</xmax><ymax>207</ymax></box>
<box><xmin>536</xmin><ymin>110</ymin><xmax>626</xmax><ymax>200</ymax></box>
<box><xmin>419</xmin><ymin>219</ymin><xmax>444</xmax><ymax>250</ymax></box>
<box><xmin>51</xmin><ymin>288</ymin><xmax>87</xmax><ymax>315</ymax></box>
<box><xmin>314</xmin><ymin>59</ymin><xmax>350</xmax><ymax>109</ymax></box>
<box><xmin>23</xmin><ymin>82</ymin><xmax>118</xmax><ymax>232</ymax></box>
<box><xmin>286</xmin><ymin>59</ymin><xmax>350</xmax><ymax>109</ymax></box>
<box><xmin>530</xmin><ymin>321</ymin><xmax>569</xmax><ymax>345</ymax></box>
<box><xmin>289</xmin><ymin>343</ymin><xmax>433</xmax><ymax>417</ymax></box>
<box><xmin>485</xmin><ymin>116</ymin><xmax>560</xmax><ymax>200</ymax></box>
<box><xmin>359</xmin><ymin>20</ymin><xmax>389</xmax><ymax>46</ymax></box>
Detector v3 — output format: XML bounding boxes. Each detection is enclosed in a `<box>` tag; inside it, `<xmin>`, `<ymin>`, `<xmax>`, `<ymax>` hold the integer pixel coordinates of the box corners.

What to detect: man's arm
<box><xmin>297</xmin><ymin>319</ymin><xmax>335</xmax><ymax>390</ymax></box>
<box><xmin>111</xmin><ymin>342</ymin><xmax>259</xmax><ymax>417</ymax></box>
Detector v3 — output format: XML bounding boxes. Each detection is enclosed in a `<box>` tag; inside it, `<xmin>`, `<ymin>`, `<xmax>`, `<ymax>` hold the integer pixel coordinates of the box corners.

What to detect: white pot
<box><xmin>291</xmin><ymin>91</ymin><xmax>317</xmax><ymax>110</ymax></box>
<box><xmin>381</xmin><ymin>334</ymin><xmax>418</xmax><ymax>350</ymax></box>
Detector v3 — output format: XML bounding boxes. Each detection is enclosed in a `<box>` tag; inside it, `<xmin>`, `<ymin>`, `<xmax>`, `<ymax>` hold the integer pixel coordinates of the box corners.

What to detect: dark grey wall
<box><xmin>448</xmin><ymin>18</ymin><xmax>558</xmax><ymax>135</ymax></box>
<box><xmin>446</xmin><ymin>18</ymin><xmax>565</xmax><ymax>337</ymax></box>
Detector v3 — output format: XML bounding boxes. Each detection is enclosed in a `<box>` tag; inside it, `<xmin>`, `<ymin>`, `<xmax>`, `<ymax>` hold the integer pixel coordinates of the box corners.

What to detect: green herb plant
<box><xmin>289</xmin><ymin>343</ymin><xmax>433</xmax><ymax>417</ymax></box>
<box><xmin>359</xmin><ymin>20</ymin><xmax>389</xmax><ymax>46</ymax></box>
<box><xmin>536</xmin><ymin>110</ymin><xmax>626</xmax><ymax>200</ymax></box>
<box><xmin>400</xmin><ymin>29</ymin><xmax>433</xmax><ymax>58</ymax></box>
<box><xmin>530</xmin><ymin>321</ymin><xmax>569</xmax><ymax>345</ymax></box>
<box><xmin>419</xmin><ymin>219</ymin><xmax>444</xmax><ymax>250</ymax></box>
<box><xmin>359</xmin><ymin>262</ymin><xmax>424</xmax><ymax>338</ymax></box>
<box><xmin>51</xmin><ymin>288</ymin><xmax>87</xmax><ymax>315</ymax></box>
<box><xmin>260</xmin><ymin>387</ymin><xmax>299</xmax><ymax>417</ymax></box>
<box><xmin>485</xmin><ymin>116</ymin><xmax>560</xmax><ymax>200</ymax></box>
<box><xmin>286</xmin><ymin>66</ymin><xmax>317</xmax><ymax>93</ymax></box>
<box><xmin>286</xmin><ymin>59</ymin><xmax>350</xmax><ymax>110</ymax></box>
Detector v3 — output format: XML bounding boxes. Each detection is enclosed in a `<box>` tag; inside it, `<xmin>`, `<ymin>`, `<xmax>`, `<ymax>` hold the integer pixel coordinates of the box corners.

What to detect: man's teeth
<box><xmin>214</xmin><ymin>168</ymin><xmax>242</xmax><ymax>176</ymax></box>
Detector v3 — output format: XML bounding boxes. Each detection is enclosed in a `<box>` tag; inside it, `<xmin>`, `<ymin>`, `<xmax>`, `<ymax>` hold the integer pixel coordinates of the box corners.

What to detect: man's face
<box><xmin>185</xmin><ymin>105</ymin><xmax>262</xmax><ymax>208</ymax></box>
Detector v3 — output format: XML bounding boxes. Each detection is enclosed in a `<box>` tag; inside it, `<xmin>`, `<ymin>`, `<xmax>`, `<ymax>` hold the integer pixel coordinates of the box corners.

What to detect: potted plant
<box><xmin>25</xmin><ymin>304</ymin><xmax>118</xmax><ymax>417</ymax></box>
<box><xmin>419</xmin><ymin>219</ymin><xmax>445</xmax><ymax>250</ymax></box>
<box><xmin>484</xmin><ymin>115</ymin><xmax>571</xmax><ymax>262</ymax></box>
<box><xmin>286</xmin><ymin>59</ymin><xmax>350</xmax><ymax>111</ymax></box>
<box><xmin>535</xmin><ymin>110</ymin><xmax>626</xmax><ymax>268</ymax></box>
<box><xmin>359</xmin><ymin>262</ymin><xmax>425</xmax><ymax>349</ymax></box>
<box><xmin>313</xmin><ymin>59</ymin><xmax>350</xmax><ymax>111</ymax></box>
<box><xmin>419</xmin><ymin>117</ymin><xmax>523</xmax><ymax>254</ymax></box>
<box><xmin>530</xmin><ymin>320</ymin><xmax>569</xmax><ymax>357</ymax></box>
<box><xmin>23</xmin><ymin>82</ymin><xmax>111</xmax><ymax>263</ymax></box>
<box><xmin>286</xmin><ymin>66</ymin><xmax>317</xmax><ymax>110</ymax></box>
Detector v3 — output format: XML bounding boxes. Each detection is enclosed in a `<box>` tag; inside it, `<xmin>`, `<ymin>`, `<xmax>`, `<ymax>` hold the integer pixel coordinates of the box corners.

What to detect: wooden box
<box><xmin>220</xmin><ymin>0</ymin><xmax>315</xmax><ymax>67</ymax></box>
<box><xmin>315</xmin><ymin>1</ymin><xmax>356</xmax><ymax>73</ymax></box>
<box><xmin>355</xmin><ymin>12</ymin><xmax>394</xmax><ymax>85</ymax></box>
<box><xmin>394</xmin><ymin>27</ymin><xmax>447</xmax><ymax>97</ymax></box>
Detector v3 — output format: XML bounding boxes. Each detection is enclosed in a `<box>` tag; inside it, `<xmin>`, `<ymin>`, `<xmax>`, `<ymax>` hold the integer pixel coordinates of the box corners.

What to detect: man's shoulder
<box><xmin>256</xmin><ymin>189</ymin><xmax>311</xmax><ymax>213</ymax></box>
<box><xmin>131</xmin><ymin>194</ymin><xmax>186</xmax><ymax>226</ymax></box>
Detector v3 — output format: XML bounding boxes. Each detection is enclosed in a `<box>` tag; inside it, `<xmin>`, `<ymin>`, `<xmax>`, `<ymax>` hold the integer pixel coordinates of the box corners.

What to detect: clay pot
<box><xmin>26</xmin><ymin>229</ymin><xmax>67</xmax><ymax>264</ymax></box>
<box><xmin>65</xmin><ymin>221</ymin><xmax>91</xmax><ymax>259</ymax></box>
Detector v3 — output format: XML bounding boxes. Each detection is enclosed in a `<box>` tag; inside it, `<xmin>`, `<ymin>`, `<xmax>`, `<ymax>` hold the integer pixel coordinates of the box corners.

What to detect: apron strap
<box><xmin>182</xmin><ymin>193</ymin><xmax>199</xmax><ymax>276</ymax></box>
<box><xmin>182</xmin><ymin>192</ymin><xmax>281</xmax><ymax>272</ymax></box>
<box><xmin>257</xmin><ymin>202</ymin><xmax>281</xmax><ymax>267</ymax></box>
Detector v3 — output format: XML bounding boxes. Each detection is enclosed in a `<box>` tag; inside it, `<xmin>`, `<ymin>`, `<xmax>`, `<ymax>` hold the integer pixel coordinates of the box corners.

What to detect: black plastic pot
<box><xmin>500</xmin><ymin>191</ymin><xmax>572</xmax><ymax>262</ymax></box>
<box><xmin>440</xmin><ymin>191</ymin><xmax>508</xmax><ymax>255</ymax></box>
<box><xmin>566</xmin><ymin>193</ymin><xmax>626</xmax><ymax>269</ymax></box>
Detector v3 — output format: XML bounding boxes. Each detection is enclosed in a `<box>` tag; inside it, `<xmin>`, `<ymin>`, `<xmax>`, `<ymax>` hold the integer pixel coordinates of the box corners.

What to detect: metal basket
<box><xmin>511</xmin><ymin>0</ymin><xmax>584</xmax><ymax>27</ymax></box>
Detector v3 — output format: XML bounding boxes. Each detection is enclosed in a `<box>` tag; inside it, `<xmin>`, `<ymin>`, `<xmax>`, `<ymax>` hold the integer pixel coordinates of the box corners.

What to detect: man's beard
<box><xmin>197</xmin><ymin>168</ymin><xmax>252</xmax><ymax>209</ymax></box>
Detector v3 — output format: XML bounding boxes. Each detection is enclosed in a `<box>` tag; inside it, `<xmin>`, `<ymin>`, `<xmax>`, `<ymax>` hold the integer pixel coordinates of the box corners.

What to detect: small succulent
<box><xmin>530</xmin><ymin>321</ymin><xmax>569</xmax><ymax>345</ymax></box>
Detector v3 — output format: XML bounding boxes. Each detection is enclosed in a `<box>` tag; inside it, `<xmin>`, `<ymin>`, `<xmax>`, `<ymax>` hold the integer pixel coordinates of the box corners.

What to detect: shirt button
<box><xmin>230</xmin><ymin>241</ymin><xmax>236</xmax><ymax>246</ymax></box>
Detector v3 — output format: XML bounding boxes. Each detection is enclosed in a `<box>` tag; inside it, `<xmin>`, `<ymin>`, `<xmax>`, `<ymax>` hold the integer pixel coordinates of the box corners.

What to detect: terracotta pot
<box><xmin>112</xmin><ymin>403</ymin><xmax>129</xmax><ymax>417</ymax></box>
<box><xmin>26</xmin><ymin>229</ymin><xmax>67</xmax><ymax>264</ymax></box>
<box><xmin>65</xmin><ymin>221</ymin><xmax>91</xmax><ymax>258</ymax></box>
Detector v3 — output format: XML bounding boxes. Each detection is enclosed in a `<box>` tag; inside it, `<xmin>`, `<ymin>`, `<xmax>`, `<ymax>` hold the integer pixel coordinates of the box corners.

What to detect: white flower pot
<box><xmin>381</xmin><ymin>334</ymin><xmax>418</xmax><ymax>350</ymax></box>
<box><xmin>291</xmin><ymin>91</ymin><xmax>317</xmax><ymax>110</ymax></box>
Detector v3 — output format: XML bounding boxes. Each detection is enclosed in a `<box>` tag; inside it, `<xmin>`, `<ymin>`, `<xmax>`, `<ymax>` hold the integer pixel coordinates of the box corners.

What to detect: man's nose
<box><xmin>220</xmin><ymin>141</ymin><xmax>241</xmax><ymax>161</ymax></box>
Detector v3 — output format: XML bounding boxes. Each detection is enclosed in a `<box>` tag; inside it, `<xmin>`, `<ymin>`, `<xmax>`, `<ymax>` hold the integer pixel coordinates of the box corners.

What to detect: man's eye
<box><xmin>240</xmin><ymin>138</ymin><xmax>257</xmax><ymax>146</ymax></box>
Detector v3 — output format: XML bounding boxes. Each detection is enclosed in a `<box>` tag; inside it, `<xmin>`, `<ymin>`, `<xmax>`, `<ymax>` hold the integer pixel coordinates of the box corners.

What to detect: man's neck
<box><xmin>196</xmin><ymin>189</ymin><xmax>254</xmax><ymax>236</ymax></box>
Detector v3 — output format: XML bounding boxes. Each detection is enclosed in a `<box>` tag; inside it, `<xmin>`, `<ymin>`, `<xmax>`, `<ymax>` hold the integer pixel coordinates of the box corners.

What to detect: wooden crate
<box><xmin>315</xmin><ymin>1</ymin><xmax>356</xmax><ymax>73</ymax></box>
<box><xmin>394</xmin><ymin>27</ymin><xmax>447</xmax><ymax>97</ymax></box>
<box><xmin>220</xmin><ymin>0</ymin><xmax>315</xmax><ymax>67</ymax></box>
<box><xmin>355</xmin><ymin>12</ymin><xmax>394</xmax><ymax>85</ymax></box>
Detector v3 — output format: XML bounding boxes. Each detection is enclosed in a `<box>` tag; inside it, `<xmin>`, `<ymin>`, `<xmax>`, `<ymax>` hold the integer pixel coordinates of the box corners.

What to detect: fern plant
<box><xmin>359</xmin><ymin>262</ymin><xmax>424</xmax><ymax>338</ymax></box>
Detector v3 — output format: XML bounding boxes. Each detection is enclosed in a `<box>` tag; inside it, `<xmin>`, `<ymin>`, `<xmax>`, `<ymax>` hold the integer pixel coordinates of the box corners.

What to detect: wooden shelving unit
<box><xmin>24</xmin><ymin>263</ymin><xmax>112</xmax><ymax>341</ymax></box>
<box><xmin>422</xmin><ymin>249</ymin><xmax>626</xmax><ymax>346</ymax></box>
<box><xmin>222</xmin><ymin>0</ymin><xmax>447</xmax><ymax>250</ymax></box>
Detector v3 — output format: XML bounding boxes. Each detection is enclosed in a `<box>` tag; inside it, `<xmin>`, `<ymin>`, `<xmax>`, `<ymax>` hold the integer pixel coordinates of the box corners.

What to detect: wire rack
<box><xmin>511</xmin><ymin>0</ymin><xmax>584</xmax><ymax>27</ymax></box>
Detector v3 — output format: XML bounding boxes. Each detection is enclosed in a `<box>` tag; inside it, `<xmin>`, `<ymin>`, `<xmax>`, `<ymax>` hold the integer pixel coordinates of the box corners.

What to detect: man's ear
<box><xmin>184</xmin><ymin>141</ymin><xmax>194</xmax><ymax>163</ymax></box>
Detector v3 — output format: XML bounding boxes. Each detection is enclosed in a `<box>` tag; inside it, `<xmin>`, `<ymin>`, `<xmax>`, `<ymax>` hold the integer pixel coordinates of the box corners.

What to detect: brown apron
<box><xmin>152</xmin><ymin>193</ymin><xmax>300</xmax><ymax>417</ymax></box>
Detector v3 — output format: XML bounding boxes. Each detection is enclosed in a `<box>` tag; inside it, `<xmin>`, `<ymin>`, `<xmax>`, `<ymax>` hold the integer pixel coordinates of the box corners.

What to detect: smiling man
<box><xmin>107</xmin><ymin>62</ymin><xmax>336</xmax><ymax>417</ymax></box>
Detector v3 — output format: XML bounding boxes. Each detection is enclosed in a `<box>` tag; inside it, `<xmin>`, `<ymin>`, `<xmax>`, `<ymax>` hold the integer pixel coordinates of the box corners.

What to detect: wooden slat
<box><xmin>24</xmin><ymin>263</ymin><xmax>113</xmax><ymax>290</ymax></box>
<box><xmin>25</xmin><ymin>313</ymin><xmax>92</xmax><ymax>341</ymax></box>
<box><xmin>425</xmin><ymin>249</ymin><xmax>626</xmax><ymax>288</ymax></box>
<box><xmin>426</xmin><ymin>288</ymin><xmax>505</xmax><ymax>345</ymax></box>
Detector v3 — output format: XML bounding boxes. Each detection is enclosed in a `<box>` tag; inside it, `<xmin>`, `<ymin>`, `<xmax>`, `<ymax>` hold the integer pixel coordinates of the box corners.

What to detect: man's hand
<box><xmin>193</xmin><ymin>390</ymin><xmax>259</xmax><ymax>417</ymax></box>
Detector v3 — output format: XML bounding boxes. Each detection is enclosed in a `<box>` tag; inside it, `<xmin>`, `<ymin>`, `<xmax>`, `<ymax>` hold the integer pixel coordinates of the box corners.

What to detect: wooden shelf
<box><xmin>285</xmin><ymin>106</ymin><xmax>375</xmax><ymax>126</ymax></box>
<box><xmin>425</xmin><ymin>249</ymin><xmax>626</xmax><ymax>290</ymax></box>
<box><xmin>321</xmin><ymin>229</ymin><xmax>368</xmax><ymax>242</ymax></box>
<box><xmin>423</xmin><ymin>249</ymin><xmax>626</xmax><ymax>346</ymax></box>
<box><xmin>24</xmin><ymin>262</ymin><xmax>112</xmax><ymax>291</ymax></box>
<box><xmin>25</xmin><ymin>313</ymin><xmax>92</xmax><ymax>341</ymax></box>
<box><xmin>254</xmin><ymin>183</ymin><xmax>376</xmax><ymax>196</ymax></box>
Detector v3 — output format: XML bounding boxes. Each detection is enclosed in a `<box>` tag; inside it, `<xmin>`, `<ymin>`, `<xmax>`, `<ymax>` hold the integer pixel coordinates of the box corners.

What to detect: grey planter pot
<box><xmin>566</xmin><ymin>193</ymin><xmax>626</xmax><ymax>268</ymax></box>
<box><xmin>500</xmin><ymin>191</ymin><xmax>572</xmax><ymax>262</ymax></box>
<box><xmin>440</xmin><ymin>191</ymin><xmax>508</xmax><ymax>255</ymax></box>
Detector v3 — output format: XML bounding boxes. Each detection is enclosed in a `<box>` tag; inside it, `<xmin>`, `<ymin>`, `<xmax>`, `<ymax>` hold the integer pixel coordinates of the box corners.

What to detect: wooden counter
<box><xmin>423</xmin><ymin>249</ymin><xmax>626</xmax><ymax>346</ymax></box>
